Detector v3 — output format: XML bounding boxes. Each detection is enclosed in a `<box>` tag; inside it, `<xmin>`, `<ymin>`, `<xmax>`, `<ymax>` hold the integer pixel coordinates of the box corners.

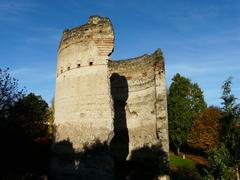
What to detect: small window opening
<box><xmin>67</xmin><ymin>67</ymin><xmax>70</xmax><ymax>71</ymax></box>
<box><xmin>89</xmin><ymin>62</ymin><xmax>93</xmax><ymax>66</ymax></box>
<box><xmin>77</xmin><ymin>64</ymin><xmax>81</xmax><ymax>68</ymax></box>
<box><xmin>61</xmin><ymin>70</ymin><xmax>63</xmax><ymax>73</ymax></box>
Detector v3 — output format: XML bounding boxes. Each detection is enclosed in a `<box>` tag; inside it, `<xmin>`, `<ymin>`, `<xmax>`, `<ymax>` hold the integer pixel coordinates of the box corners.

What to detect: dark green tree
<box><xmin>190</xmin><ymin>83</ymin><xmax>207</xmax><ymax>117</ymax></box>
<box><xmin>221</xmin><ymin>77</ymin><xmax>240</xmax><ymax>120</ymax></box>
<box><xmin>0</xmin><ymin>68</ymin><xmax>24</xmax><ymax>129</ymax></box>
<box><xmin>9</xmin><ymin>93</ymin><xmax>49</xmax><ymax>138</ymax></box>
<box><xmin>220</xmin><ymin>77</ymin><xmax>240</xmax><ymax>180</ymax></box>
<box><xmin>168</xmin><ymin>73</ymin><xmax>206</xmax><ymax>154</ymax></box>
<box><xmin>204</xmin><ymin>144</ymin><xmax>235</xmax><ymax>179</ymax></box>
<box><xmin>47</xmin><ymin>97</ymin><xmax>54</xmax><ymax>137</ymax></box>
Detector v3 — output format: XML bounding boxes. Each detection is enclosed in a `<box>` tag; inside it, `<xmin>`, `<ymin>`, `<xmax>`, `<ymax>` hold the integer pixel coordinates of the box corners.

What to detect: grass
<box><xmin>170</xmin><ymin>153</ymin><xmax>195</xmax><ymax>169</ymax></box>
<box><xmin>169</xmin><ymin>153</ymin><xmax>203</xmax><ymax>179</ymax></box>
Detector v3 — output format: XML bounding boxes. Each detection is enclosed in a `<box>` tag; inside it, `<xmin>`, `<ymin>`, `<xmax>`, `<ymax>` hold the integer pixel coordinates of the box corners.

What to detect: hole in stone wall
<box><xmin>142</xmin><ymin>72</ymin><xmax>147</xmax><ymax>77</ymax></box>
<box><xmin>89</xmin><ymin>62</ymin><xmax>93</xmax><ymax>66</ymax></box>
<box><xmin>67</xmin><ymin>67</ymin><xmax>70</xmax><ymax>71</ymax></box>
<box><xmin>77</xmin><ymin>64</ymin><xmax>81</xmax><ymax>68</ymax></box>
<box><xmin>61</xmin><ymin>70</ymin><xmax>63</xmax><ymax>73</ymax></box>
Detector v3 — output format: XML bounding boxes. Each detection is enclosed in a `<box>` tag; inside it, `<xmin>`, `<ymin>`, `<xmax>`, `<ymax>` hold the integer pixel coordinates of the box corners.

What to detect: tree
<box><xmin>47</xmin><ymin>97</ymin><xmax>54</xmax><ymax>137</ymax></box>
<box><xmin>203</xmin><ymin>77</ymin><xmax>240</xmax><ymax>180</ymax></box>
<box><xmin>168</xmin><ymin>73</ymin><xmax>206</xmax><ymax>154</ymax></box>
<box><xmin>190</xmin><ymin>83</ymin><xmax>207</xmax><ymax>118</ymax></box>
<box><xmin>220</xmin><ymin>77</ymin><xmax>240</xmax><ymax>180</ymax></box>
<box><xmin>188</xmin><ymin>107</ymin><xmax>223</xmax><ymax>152</ymax></box>
<box><xmin>204</xmin><ymin>144</ymin><xmax>235</xmax><ymax>179</ymax></box>
<box><xmin>221</xmin><ymin>77</ymin><xmax>239</xmax><ymax>116</ymax></box>
<box><xmin>9</xmin><ymin>93</ymin><xmax>49</xmax><ymax>138</ymax></box>
<box><xmin>0</xmin><ymin>68</ymin><xmax>24</xmax><ymax>129</ymax></box>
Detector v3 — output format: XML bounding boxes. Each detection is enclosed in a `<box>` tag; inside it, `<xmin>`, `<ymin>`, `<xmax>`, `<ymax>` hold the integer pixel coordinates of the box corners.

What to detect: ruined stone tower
<box><xmin>52</xmin><ymin>16</ymin><xmax>169</xmax><ymax>179</ymax></box>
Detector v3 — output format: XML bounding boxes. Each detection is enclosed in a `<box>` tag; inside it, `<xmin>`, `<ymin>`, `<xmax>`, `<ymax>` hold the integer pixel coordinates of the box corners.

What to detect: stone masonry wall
<box><xmin>52</xmin><ymin>16</ymin><xmax>115</xmax><ymax>179</ymax></box>
<box><xmin>55</xmin><ymin>16</ymin><xmax>114</xmax><ymax>150</ymax></box>
<box><xmin>109</xmin><ymin>49</ymin><xmax>169</xmax><ymax>158</ymax></box>
<box><xmin>52</xmin><ymin>16</ymin><xmax>169</xmax><ymax>179</ymax></box>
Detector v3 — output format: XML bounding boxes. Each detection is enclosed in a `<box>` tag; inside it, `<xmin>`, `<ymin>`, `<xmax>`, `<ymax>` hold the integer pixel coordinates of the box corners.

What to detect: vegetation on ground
<box><xmin>169</xmin><ymin>153</ymin><xmax>203</xmax><ymax>180</ymax></box>
<box><xmin>170</xmin><ymin>153</ymin><xmax>195</xmax><ymax>169</ymax></box>
<box><xmin>168</xmin><ymin>75</ymin><xmax>240</xmax><ymax>179</ymax></box>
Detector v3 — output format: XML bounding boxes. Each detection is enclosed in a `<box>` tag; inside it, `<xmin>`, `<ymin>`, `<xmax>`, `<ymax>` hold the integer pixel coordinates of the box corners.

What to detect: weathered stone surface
<box><xmin>52</xmin><ymin>15</ymin><xmax>169</xmax><ymax>179</ymax></box>
<box><xmin>109</xmin><ymin>50</ymin><xmax>169</xmax><ymax>156</ymax></box>
<box><xmin>55</xmin><ymin>16</ymin><xmax>114</xmax><ymax>147</ymax></box>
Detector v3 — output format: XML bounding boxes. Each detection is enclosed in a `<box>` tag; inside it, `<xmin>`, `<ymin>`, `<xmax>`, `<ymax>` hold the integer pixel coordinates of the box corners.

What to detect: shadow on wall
<box><xmin>110</xmin><ymin>73</ymin><xmax>129</xmax><ymax>180</ymax></box>
<box><xmin>50</xmin><ymin>73</ymin><xmax>168</xmax><ymax>179</ymax></box>
<box><xmin>110</xmin><ymin>73</ymin><xmax>129</xmax><ymax>160</ymax></box>
<box><xmin>50</xmin><ymin>139</ymin><xmax>168</xmax><ymax>180</ymax></box>
<box><xmin>50</xmin><ymin>139</ymin><xmax>113</xmax><ymax>180</ymax></box>
<box><xmin>128</xmin><ymin>144</ymin><xmax>169</xmax><ymax>180</ymax></box>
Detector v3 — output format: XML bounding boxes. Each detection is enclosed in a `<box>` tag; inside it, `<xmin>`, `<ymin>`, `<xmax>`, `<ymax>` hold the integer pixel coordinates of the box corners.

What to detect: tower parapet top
<box><xmin>58</xmin><ymin>16</ymin><xmax>114</xmax><ymax>55</ymax></box>
<box><xmin>88</xmin><ymin>15</ymin><xmax>110</xmax><ymax>24</ymax></box>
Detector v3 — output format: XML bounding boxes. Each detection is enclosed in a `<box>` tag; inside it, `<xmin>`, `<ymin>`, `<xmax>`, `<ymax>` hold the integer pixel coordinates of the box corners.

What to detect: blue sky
<box><xmin>0</xmin><ymin>0</ymin><xmax>239</xmax><ymax>106</ymax></box>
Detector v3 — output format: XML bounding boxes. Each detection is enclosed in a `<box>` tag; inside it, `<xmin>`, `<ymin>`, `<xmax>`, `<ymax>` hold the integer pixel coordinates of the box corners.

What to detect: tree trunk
<box><xmin>177</xmin><ymin>147</ymin><xmax>180</xmax><ymax>155</ymax></box>
<box><xmin>236</xmin><ymin>165</ymin><xmax>239</xmax><ymax>180</ymax></box>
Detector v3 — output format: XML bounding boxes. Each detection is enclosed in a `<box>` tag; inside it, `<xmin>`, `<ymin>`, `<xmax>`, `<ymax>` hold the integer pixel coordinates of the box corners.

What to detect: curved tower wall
<box><xmin>109</xmin><ymin>50</ymin><xmax>169</xmax><ymax>156</ymax></box>
<box><xmin>54</xmin><ymin>16</ymin><xmax>114</xmax><ymax>150</ymax></box>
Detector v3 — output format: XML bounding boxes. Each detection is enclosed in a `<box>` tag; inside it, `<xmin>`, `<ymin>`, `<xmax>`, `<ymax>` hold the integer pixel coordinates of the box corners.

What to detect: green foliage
<box><xmin>0</xmin><ymin>68</ymin><xmax>25</xmax><ymax>128</ymax></box>
<box><xmin>204</xmin><ymin>144</ymin><xmax>235</xmax><ymax>179</ymax></box>
<box><xmin>47</xmin><ymin>97</ymin><xmax>54</xmax><ymax>137</ymax></box>
<box><xmin>190</xmin><ymin>83</ymin><xmax>208</xmax><ymax>117</ymax></box>
<box><xmin>205</xmin><ymin>77</ymin><xmax>240</xmax><ymax>179</ymax></box>
<box><xmin>170</xmin><ymin>154</ymin><xmax>195</xmax><ymax>169</ymax></box>
<box><xmin>168</xmin><ymin>73</ymin><xmax>206</xmax><ymax>151</ymax></box>
<box><xmin>171</xmin><ymin>168</ymin><xmax>202</xmax><ymax>180</ymax></box>
<box><xmin>9</xmin><ymin>93</ymin><xmax>49</xmax><ymax>138</ymax></box>
<box><xmin>170</xmin><ymin>154</ymin><xmax>202</xmax><ymax>180</ymax></box>
<box><xmin>221</xmin><ymin>77</ymin><xmax>239</xmax><ymax>116</ymax></box>
<box><xmin>220</xmin><ymin>77</ymin><xmax>240</xmax><ymax>167</ymax></box>
<box><xmin>223</xmin><ymin>125</ymin><xmax>240</xmax><ymax>180</ymax></box>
